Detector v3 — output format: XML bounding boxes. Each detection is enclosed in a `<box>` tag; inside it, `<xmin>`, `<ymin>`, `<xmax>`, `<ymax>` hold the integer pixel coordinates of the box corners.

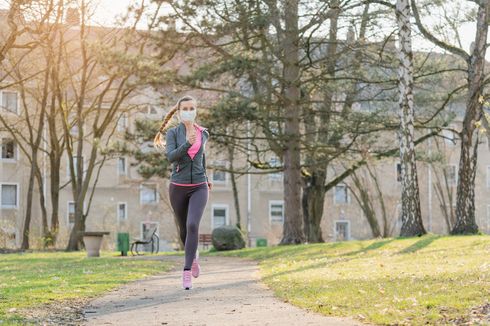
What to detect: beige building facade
<box><xmin>1</xmin><ymin>9</ymin><xmax>490</xmax><ymax>250</ymax></box>
<box><xmin>2</xmin><ymin>91</ymin><xmax>490</xmax><ymax>251</ymax></box>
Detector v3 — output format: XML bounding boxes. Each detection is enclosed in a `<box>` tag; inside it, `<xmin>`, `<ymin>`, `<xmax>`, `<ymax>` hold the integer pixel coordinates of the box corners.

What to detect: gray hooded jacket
<box><xmin>165</xmin><ymin>122</ymin><xmax>209</xmax><ymax>184</ymax></box>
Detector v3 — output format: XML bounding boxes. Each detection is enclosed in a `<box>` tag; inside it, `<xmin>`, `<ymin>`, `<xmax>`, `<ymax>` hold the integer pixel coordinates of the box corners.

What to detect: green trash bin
<box><xmin>117</xmin><ymin>232</ymin><xmax>130</xmax><ymax>256</ymax></box>
<box><xmin>256</xmin><ymin>238</ymin><xmax>267</xmax><ymax>247</ymax></box>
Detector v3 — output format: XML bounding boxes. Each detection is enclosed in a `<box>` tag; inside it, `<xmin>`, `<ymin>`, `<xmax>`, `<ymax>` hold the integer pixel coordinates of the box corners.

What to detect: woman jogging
<box><xmin>153</xmin><ymin>95</ymin><xmax>212</xmax><ymax>290</ymax></box>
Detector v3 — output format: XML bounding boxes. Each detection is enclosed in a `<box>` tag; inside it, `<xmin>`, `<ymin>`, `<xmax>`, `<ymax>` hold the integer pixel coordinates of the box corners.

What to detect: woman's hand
<box><xmin>185</xmin><ymin>121</ymin><xmax>196</xmax><ymax>144</ymax></box>
<box><xmin>207</xmin><ymin>181</ymin><xmax>213</xmax><ymax>190</ymax></box>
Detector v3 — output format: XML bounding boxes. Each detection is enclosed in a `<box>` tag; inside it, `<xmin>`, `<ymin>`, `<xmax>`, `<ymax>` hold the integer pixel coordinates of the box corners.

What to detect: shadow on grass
<box><xmin>207</xmin><ymin>242</ymin><xmax>347</xmax><ymax>260</ymax></box>
<box><xmin>397</xmin><ymin>234</ymin><xmax>440</xmax><ymax>254</ymax></box>
<box><xmin>341</xmin><ymin>238</ymin><xmax>395</xmax><ymax>257</ymax></box>
<box><xmin>258</xmin><ymin>240</ymin><xmax>391</xmax><ymax>280</ymax></box>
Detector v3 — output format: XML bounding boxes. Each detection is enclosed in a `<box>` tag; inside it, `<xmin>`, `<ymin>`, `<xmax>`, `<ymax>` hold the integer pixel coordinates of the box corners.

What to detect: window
<box><xmin>67</xmin><ymin>201</ymin><xmax>75</xmax><ymax>225</ymax></box>
<box><xmin>140</xmin><ymin>184</ymin><xmax>157</xmax><ymax>204</ymax></box>
<box><xmin>212</xmin><ymin>170</ymin><xmax>226</xmax><ymax>183</ymax></box>
<box><xmin>212</xmin><ymin>160</ymin><xmax>227</xmax><ymax>183</ymax></box>
<box><xmin>117</xmin><ymin>113</ymin><xmax>128</xmax><ymax>132</ymax></box>
<box><xmin>1</xmin><ymin>184</ymin><xmax>18</xmax><ymax>208</ymax></box>
<box><xmin>445</xmin><ymin>164</ymin><xmax>457</xmax><ymax>186</ymax></box>
<box><xmin>1</xmin><ymin>138</ymin><xmax>16</xmax><ymax>160</ymax></box>
<box><xmin>269</xmin><ymin>200</ymin><xmax>284</xmax><ymax>223</ymax></box>
<box><xmin>334</xmin><ymin>184</ymin><xmax>350</xmax><ymax>204</ymax></box>
<box><xmin>118</xmin><ymin>157</ymin><xmax>127</xmax><ymax>176</ymax></box>
<box><xmin>396</xmin><ymin>163</ymin><xmax>402</xmax><ymax>182</ymax></box>
<box><xmin>269</xmin><ymin>156</ymin><xmax>283</xmax><ymax>181</ymax></box>
<box><xmin>117</xmin><ymin>202</ymin><xmax>127</xmax><ymax>221</ymax></box>
<box><xmin>212</xmin><ymin>205</ymin><xmax>228</xmax><ymax>229</ymax></box>
<box><xmin>1</xmin><ymin>91</ymin><xmax>18</xmax><ymax>113</ymax></box>
<box><xmin>334</xmin><ymin>220</ymin><xmax>350</xmax><ymax>241</ymax></box>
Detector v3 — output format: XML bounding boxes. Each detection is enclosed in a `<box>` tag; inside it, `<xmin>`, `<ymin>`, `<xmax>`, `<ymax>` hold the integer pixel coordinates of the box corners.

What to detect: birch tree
<box><xmin>395</xmin><ymin>0</ymin><xmax>425</xmax><ymax>236</ymax></box>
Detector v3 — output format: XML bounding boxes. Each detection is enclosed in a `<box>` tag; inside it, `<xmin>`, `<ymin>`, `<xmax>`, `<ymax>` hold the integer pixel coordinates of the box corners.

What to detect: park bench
<box><xmin>130</xmin><ymin>227</ymin><xmax>159</xmax><ymax>256</ymax></box>
<box><xmin>199</xmin><ymin>233</ymin><xmax>212</xmax><ymax>250</ymax></box>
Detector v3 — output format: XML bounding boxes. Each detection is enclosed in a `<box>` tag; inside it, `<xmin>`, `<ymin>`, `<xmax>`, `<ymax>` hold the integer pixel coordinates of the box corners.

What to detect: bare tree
<box><xmin>0</xmin><ymin>0</ymin><xmax>61</xmax><ymax>249</ymax></box>
<box><xmin>0</xmin><ymin>0</ymin><xmax>31</xmax><ymax>64</ymax></box>
<box><xmin>348</xmin><ymin>158</ymin><xmax>403</xmax><ymax>238</ymax></box>
<box><xmin>410</xmin><ymin>0</ymin><xmax>489</xmax><ymax>234</ymax></box>
<box><xmin>59</xmin><ymin>0</ymin><xmax>163</xmax><ymax>250</ymax></box>
<box><xmin>349</xmin><ymin>168</ymin><xmax>382</xmax><ymax>238</ymax></box>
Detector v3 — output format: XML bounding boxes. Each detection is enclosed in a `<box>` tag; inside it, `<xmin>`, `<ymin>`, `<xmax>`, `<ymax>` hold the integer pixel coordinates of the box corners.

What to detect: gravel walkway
<box><xmin>82</xmin><ymin>255</ymin><xmax>362</xmax><ymax>326</ymax></box>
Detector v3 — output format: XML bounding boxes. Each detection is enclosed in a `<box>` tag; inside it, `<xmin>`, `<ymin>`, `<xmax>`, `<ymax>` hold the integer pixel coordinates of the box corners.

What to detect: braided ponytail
<box><xmin>153</xmin><ymin>95</ymin><xmax>196</xmax><ymax>150</ymax></box>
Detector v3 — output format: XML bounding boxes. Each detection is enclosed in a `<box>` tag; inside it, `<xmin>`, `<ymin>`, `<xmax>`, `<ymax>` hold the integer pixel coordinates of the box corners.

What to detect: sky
<box><xmin>0</xmin><ymin>0</ymin><xmax>485</xmax><ymax>57</ymax></box>
<box><xmin>92</xmin><ymin>0</ymin><xmax>134</xmax><ymax>25</ymax></box>
<box><xmin>90</xmin><ymin>0</ymin><xmax>482</xmax><ymax>57</ymax></box>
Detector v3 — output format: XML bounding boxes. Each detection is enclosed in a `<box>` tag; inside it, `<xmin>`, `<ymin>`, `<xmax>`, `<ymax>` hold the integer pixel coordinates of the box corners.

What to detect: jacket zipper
<box><xmin>184</xmin><ymin>126</ymin><xmax>206</xmax><ymax>183</ymax></box>
<box><xmin>190</xmin><ymin>160</ymin><xmax>193</xmax><ymax>183</ymax></box>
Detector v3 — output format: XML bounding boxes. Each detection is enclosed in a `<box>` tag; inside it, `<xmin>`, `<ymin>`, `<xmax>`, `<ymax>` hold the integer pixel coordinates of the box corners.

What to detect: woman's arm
<box><xmin>203</xmin><ymin>152</ymin><xmax>209</xmax><ymax>181</ymax></box>
<box><xmin>203</xmin><ymin>152</ymin><xmax>213</xmax><ymax>189</ymax></box>
<box><xmin>165</xmin><ymin>129</ymin><xmax>192</xmax><ymax>163</ymax></box>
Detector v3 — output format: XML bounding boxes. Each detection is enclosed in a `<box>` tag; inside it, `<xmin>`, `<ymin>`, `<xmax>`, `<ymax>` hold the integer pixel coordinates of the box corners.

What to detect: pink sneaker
<box><xmin>191</xmin><ymin>250</ymin><xmax>200</xmax><ymax>278</ymax></box>
<box><xmin>182</xmin><ymin>270</ymin><xmax>192</xmax><ymax>290</ymax></box>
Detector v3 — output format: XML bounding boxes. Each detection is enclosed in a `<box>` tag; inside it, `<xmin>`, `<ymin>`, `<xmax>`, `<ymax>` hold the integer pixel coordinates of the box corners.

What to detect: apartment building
<box><xmin>2</xmin><ymin>88</ymin><xmax>490</xmax><ymax>251</ymax></box>
<box><xmin>2</xmin><ymin>9</ymin><xmax>490</xmax><ymax>251</ymax></box>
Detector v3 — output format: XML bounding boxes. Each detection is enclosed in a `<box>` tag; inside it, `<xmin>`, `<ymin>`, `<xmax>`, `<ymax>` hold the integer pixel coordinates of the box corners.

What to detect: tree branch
<box><xmin>410</xmin><ymin>0</ymin><xmax>469</xmax><ymax>61</ymax></box>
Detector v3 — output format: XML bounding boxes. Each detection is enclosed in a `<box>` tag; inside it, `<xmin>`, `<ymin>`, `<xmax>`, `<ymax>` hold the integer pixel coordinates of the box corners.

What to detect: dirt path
<box><xmin>83</xmin><ymin>255</ymin><xmax>363</xmax><ymax>326</ymax></box>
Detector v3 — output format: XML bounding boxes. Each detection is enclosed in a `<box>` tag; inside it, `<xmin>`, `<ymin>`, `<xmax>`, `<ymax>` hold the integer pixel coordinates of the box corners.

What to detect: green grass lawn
<box><xmin>207</xmin><ymin>234</ymin><xmax>490</xmax><ymax>325</ymax></box>
<box><xmin>0</xmin><ymin>251</ymin><xmax>175</xmax><ymax>324</ymax></box>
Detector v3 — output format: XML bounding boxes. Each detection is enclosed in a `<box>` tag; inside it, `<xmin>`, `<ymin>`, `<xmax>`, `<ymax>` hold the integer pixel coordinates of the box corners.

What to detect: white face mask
<box><xmin>180</xmin><ymin>110</ymin><xmax>196</xmax><ymax>122</ymax></box>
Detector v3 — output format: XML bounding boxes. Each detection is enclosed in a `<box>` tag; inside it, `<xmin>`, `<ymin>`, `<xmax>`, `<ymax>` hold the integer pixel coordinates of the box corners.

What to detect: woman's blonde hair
<box><xmin>153</xmin><ymin>95</ymin><xmax>196</xmax><ymax>150</ymax></box>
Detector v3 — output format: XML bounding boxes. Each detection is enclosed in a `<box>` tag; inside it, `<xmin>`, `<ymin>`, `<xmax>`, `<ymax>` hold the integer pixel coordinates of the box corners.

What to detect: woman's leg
<box><xmin>169</xmin><ymin>184</ymin><xmax>190</xmax><ymax>247</ymax></box>
<box><xmin>184</xmin><ymin>184</ymin><xmax>209</xmax><ymax>270</ymax></box>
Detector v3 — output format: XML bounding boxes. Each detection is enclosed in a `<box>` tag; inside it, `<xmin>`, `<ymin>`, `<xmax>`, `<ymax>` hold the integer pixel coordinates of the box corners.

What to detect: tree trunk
<box><xmin>20</xmin><ymin>161</ymin><xmax>36</xmax><ymax>249</ymax></box>
<box><xmin>452</xmin><ymin>131</ymin><xmax>480</xmax><ymax>234</ymax></box>
<box><xmin>47</xmin><ymin>34</ymin><xmax>64</xmax><ymax>246</ymax></box>
<box><xmin>49</xmin><ymin>152</ymin><xmax>61</xmax><ymax>244</ymax></box>
<box><xmin>228</xmin><ymin>146</ymin><xmax>242</xmax><ymax>229</ymax></box>
<box><xmin>280</xmin><ymin>0</ymin><xmax>304</xmax><ymax>244</ymax></box>
<box><xmin>67</xmin><ymin>202</ymin><xmax>85</xmax><ymax>251</ymax></box>
<box><xmin>301</xmin><ymin>93</ymin><xmax>327</xmax><ymax>243</ymax></box>
<box><xmin>35</xmin><ymin>168</ymin><xmax>49</xmax><ymax>246</ymax></box>
<box><xmin>20</xmin><ymin>54</ymin><xmax>50</xmax><ymax>249</ymax></box>
<box><xmin>302</xmin><ymin>169</ymin><xmax>326</xmax><ymax>243</ymax></box>
<box><xmin>395</xmin><ymin>0</ymin><xmax>426</xmax><ymax>237</ymax></box>
<box><xmin>301</xmin><ymin>1</ymin><xmax>340</xmax><ymax>243</ymax></box>
<box><xmin>452</xmin><ymin>2</ymin><xmax>489</xmax><ymax>235</ymax></box>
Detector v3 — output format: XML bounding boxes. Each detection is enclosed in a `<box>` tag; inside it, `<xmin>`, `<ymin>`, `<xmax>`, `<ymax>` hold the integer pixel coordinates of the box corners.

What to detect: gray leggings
<box><xmin>169</xmin><ymin>182</ymin><xmax>209</xmax><ymax>270</ymax></box>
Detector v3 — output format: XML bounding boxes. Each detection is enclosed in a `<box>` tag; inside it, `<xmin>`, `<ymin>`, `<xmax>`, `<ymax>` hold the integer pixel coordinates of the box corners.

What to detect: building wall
<box><xmin>3</xmin><ymin>110</ymin><xmax>490</xmax><ymax>250</ymax></box>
